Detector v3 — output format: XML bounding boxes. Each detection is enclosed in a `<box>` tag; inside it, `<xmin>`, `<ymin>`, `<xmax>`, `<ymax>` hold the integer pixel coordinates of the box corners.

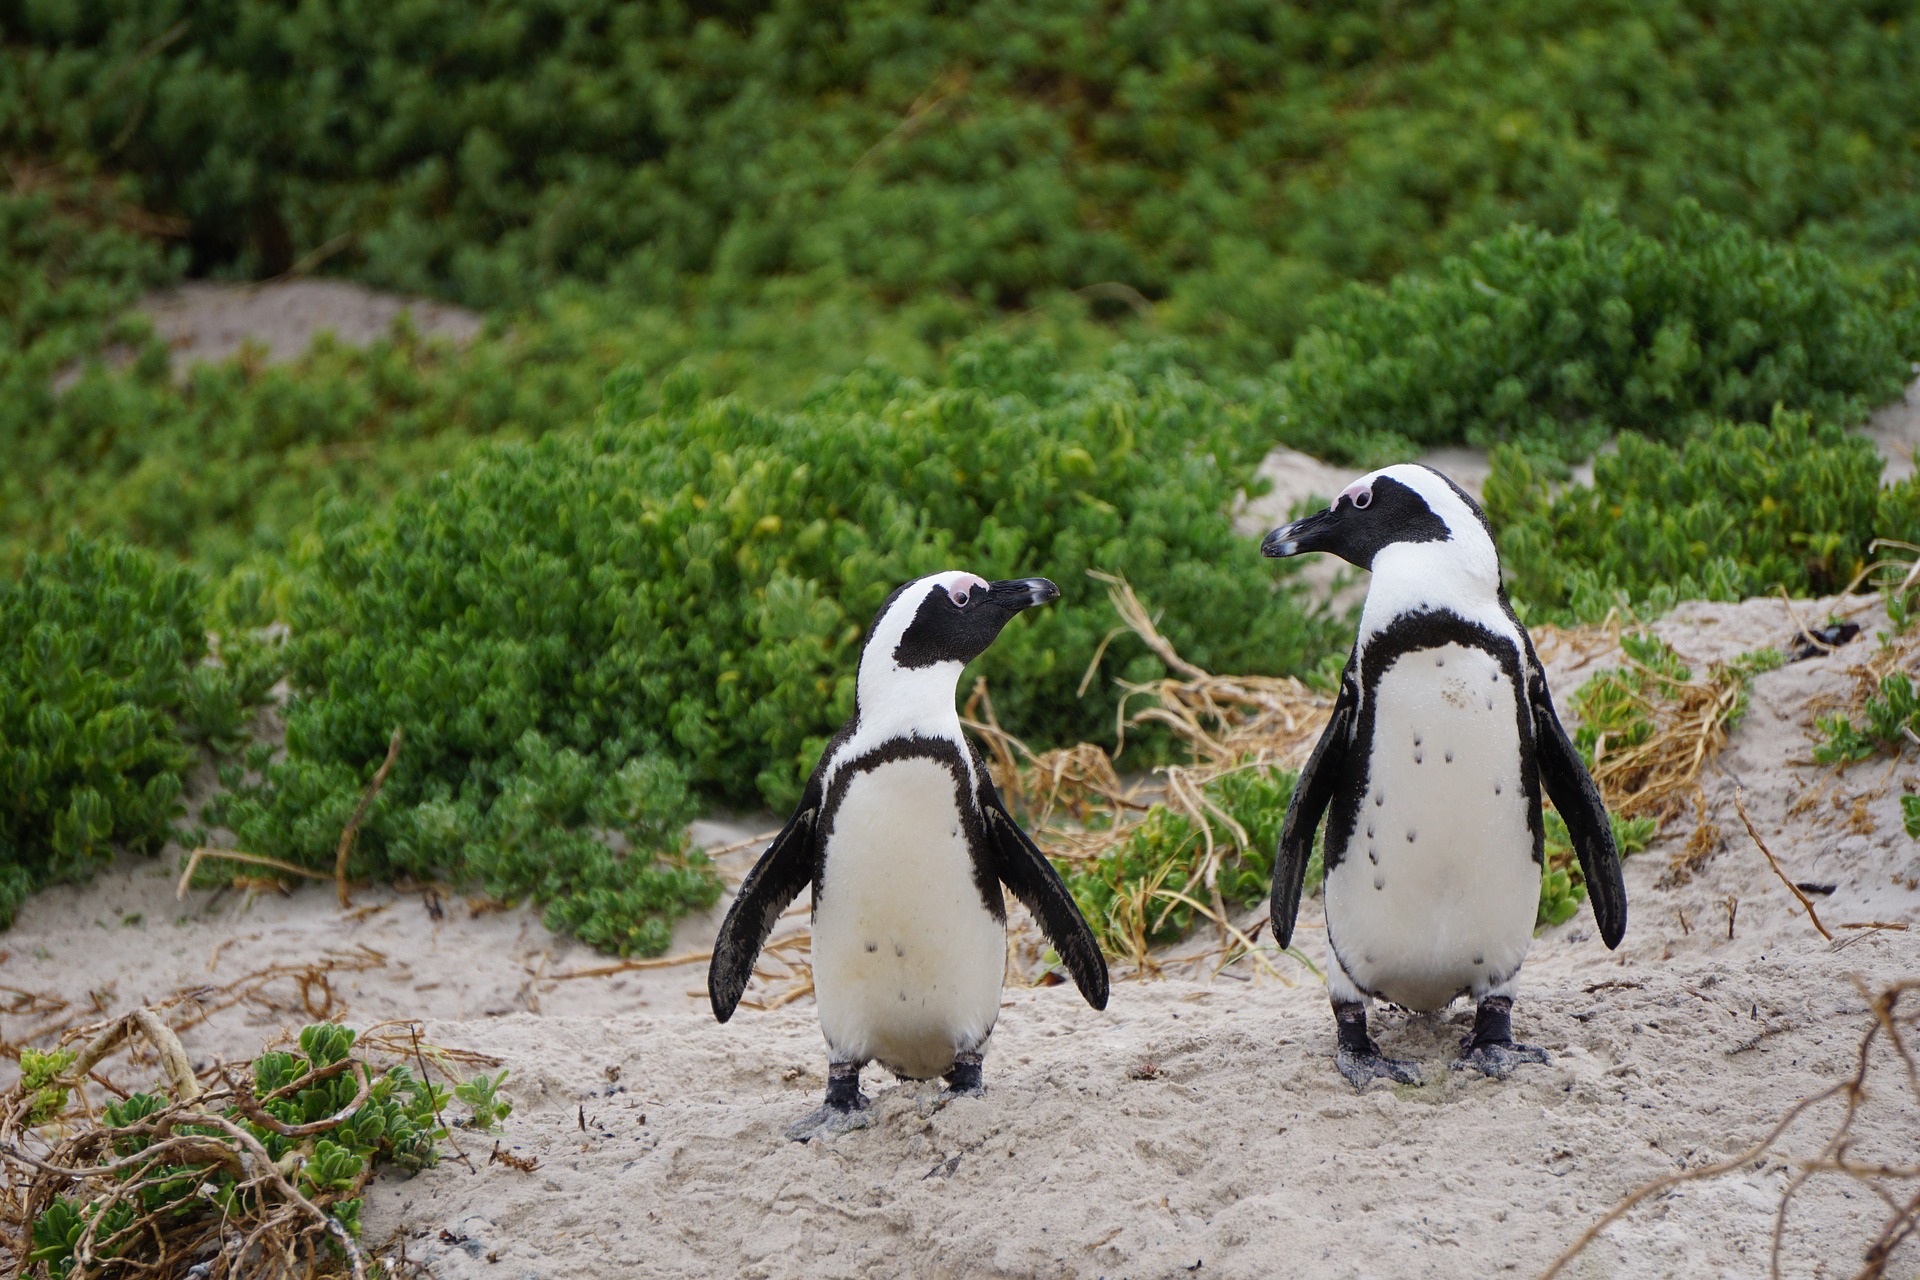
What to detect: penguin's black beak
<box><xmin>988</xmin><ymin>578</ymin><xmax>1061</xmax><ymax>611</ymax></box>
<box><xmin>1261</xmin><ymin>507</ymin><xmax>1340</xmax><ymax>559</ymax></box>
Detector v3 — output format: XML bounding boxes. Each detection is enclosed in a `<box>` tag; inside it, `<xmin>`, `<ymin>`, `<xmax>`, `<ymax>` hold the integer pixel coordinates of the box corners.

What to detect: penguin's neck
<box><xmin>1359</xmin><ymin>539</ymin><xmax>1510</xmax><ymax>643</ymax></box>
<box><xmin>853</xmin><ymin>658</ymin><xmax>967</xmax><ymax>747</ymax></box>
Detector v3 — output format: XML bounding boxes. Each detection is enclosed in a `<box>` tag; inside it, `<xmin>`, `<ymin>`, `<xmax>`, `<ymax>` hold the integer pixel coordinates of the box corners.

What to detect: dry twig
<box><xmin>1541</xmin><ymin>979</ymin><xmax>1920</xmax><ymax>1280</ymax></box>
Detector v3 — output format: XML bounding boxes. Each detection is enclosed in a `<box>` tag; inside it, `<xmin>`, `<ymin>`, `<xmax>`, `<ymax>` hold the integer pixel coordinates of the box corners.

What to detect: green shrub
<box><xmin>1277</xmin><ymin>202</ymin><xmax>1915</xmax><ymax>465</ymax></box>
<box><xmin>1061</xmin><ymin>763</ymin><xmax>1299</xmax><ymax>956</ymax></box>
<box><xmin>0</xmin><ymin>535</ymin><xmax>273</xmax><ymax>927</ymax></box>
<box><xmin>205</xmin><ymin>342</ymin><xmax>1327</xmax><ymax>953</ymax></box>
<box><xmin>1487</xmin><ymin>410</ymin><xmax>1920</xmax><ymax>619</ymax></box>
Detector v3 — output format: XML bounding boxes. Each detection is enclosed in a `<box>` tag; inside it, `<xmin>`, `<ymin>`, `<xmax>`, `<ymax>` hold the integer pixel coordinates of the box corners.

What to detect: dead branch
<box><xmin>337</xmin><ymin>728</ymin><xmax>404</xmax><ymax>908</ymax></box>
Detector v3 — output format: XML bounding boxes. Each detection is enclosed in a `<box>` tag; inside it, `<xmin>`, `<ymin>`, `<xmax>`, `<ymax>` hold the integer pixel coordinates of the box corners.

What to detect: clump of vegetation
<box><xmin>5</xmin><ymin>1016</ymin><xmax>501</xmax><ymax>1278</ymax></box>
<box><xmin>1538</xmin><ymin>809</ymin><xmax>1657</xmax><ymax>929</ymax></box>
<box><xmin>1566</xmin><ymin>632</ymin><xmax>1782</xmax><ymax>819</ymax></box>
<box><xmin>0</xmin><ymin>535</ymin><xmax>275</xmax><ymax>927</ymax></box>
<box><xmin>1061</xmin><ymin>763</ymin><xmax>1298</xmax><ymax>960</ymax></box>
<box><xmin>1488</xmin><ymin>411</ymin><xmax>1920</xmax><ymax>619</ymax></box>
<box><xmin>1815</xmin><ymin>673</ymin><xmax>1920</xmax><ymax>765</ymax></box>
<box><xmin>1278</xmin><ymin>202</ymin><xmax>1914</xmax><ymax>465</ymax></box>
<box><xmin>205</xmin><ymin>350</ymin><xmax>1324</xmax><ymax>955</ymax></box>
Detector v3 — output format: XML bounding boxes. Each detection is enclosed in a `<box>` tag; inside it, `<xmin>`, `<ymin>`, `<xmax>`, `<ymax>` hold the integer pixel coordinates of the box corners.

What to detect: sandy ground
<box><xmin>4</xmin><ymin>594</ymin><xmax>1915</xmax><ymax>1279</ymax></box>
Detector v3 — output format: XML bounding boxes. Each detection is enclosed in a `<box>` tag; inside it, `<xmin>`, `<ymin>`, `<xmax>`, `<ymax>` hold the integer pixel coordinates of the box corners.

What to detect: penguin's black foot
<box><xmin>1455</xmin><ymin>1040</ymin><xmax>1549</xmax><ymax>1080</ymax></box>
<box><xmin>786</xmin><ymin>1061</ymin><xmax>872</xmax><ymax>1142</ymax></box>
<box><xmin>936</xmin><ymin>1051</ymin><xmax>985</xmax><ymax>1102</ymax></box>
<box><xmin>1336</xmin><ymin>1044</ymin><xmax>1424</xmax><ymax>1090</ymax></box>
<box><xmin>1332</xmin><ymin>999</ymin><xmax>1423</xmax><ymax>1090</ymax></box>
<box><xmin>1455</xmin><ymin>995</ymin><xmax>1547</xmax><ymax>1079</ymax></box>
<box><xmin>783</xmin><ymin>1096</ymin><xmax>873</xmax><ymax>1143</ymax></box>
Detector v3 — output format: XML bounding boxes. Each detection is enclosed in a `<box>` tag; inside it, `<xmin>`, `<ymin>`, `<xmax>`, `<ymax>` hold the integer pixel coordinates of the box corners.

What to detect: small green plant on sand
<box><xmin>14</xmin><ymin>1020</ymin><xmax>504</xmax><ymax>1279</ymax></box>
<box><xmin>1815</xmin><ymin>673</ymin><xmax>1920</xmax><ymax>765</ymax></box>
<box><xmin>454</xmin><ymin>1069</ymin><xmax>514</xmax><ymax>1131</ymax></box>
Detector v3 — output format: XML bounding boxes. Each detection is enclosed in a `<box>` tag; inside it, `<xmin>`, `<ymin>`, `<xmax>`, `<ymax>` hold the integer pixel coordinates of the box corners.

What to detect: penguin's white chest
<box><xmin>1327</xmin><ymin>642</ymin><xmax>1539</xmax><ymax>1011</ymax></box>
<box><xmin>812</xmin><ymin>754</ymin><xmax>1006</xmax><ymax>1078</ymax></box>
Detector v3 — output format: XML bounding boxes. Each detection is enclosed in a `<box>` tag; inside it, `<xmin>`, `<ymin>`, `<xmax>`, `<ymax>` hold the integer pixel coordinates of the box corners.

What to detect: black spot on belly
<box><xmin>899</xmin><ymin>992</ymin><xmax>908</xmax><ymax>1002</ymax></box>
<box><xmin>865</xmin><ymin>941</ymin><xmax>878</xmax><ymax>953</ymax></box>
<box><xmin>1373</xmin><ymin>792</ymin><xmax>1385</xmax><ymax>807</ymax></box>
<box><xmin>1373</xmin><ymin>874</ymin><xmax>1385</xmax><ymax>890</ymax></box>
<box><xmin>1473</xmin><ymin>955</ymin><xmax>1485</xmax><ymax>965</ymax></box>
<box><xmin>1368</xmin><ymin>847</ymin><xmax>1378</xmax><ymax>865</ymax></box>
<box><xmin>894</xmin><ymin>944</ymin><xmax>906</xmax><ymax>958</ymax></box>
<box><xmin>1445</xmin><ymin>750</ymin><xmax>1453</xmax><ymax>763</ymax></box>
<box><xmin>1366</xmin><ymin>823</ymin><xmax>1375</xmax><ymax>839</ymax></box>
<box><xmin>1413</xmin><ymin>734</ymin><xmax>1422</xmax><ymax>747</ymax></box>
<box><xmin>1414</xmin><ymin>750</ymin><xmax>1424</xmax><ymax>764</ymax></box>
<box><xmin>1494</xmin><ymin>782</ymin><xmax>1502</xmax><ymax>795</ymax></box>
<box><xmin>1406</xmin><ymin>829</ymin><xmax>1417</xmax><ymax>843</ymax></box>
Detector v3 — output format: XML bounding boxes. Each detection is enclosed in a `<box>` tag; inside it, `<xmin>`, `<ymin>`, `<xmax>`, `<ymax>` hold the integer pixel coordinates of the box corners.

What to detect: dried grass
<box><xmin>966</xmin><ymin>573</ymin><xmax>1334</xmax><ymax>978</ymax></box>
<box><xmin>1585</xmin><ymin>653</ymin><xmax>1755</xmax><ymax>822</ymax></box>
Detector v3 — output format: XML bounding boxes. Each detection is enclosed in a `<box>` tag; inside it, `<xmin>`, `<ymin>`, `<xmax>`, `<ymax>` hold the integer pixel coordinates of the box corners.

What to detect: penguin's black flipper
<box><xmin>708</xmin><ymin>794</ymin><xmax>819</xmax><ymax>1023</ymax></box>
<box><xmin>1525</xmin><ymin>651</ymin><xmax>1627</xmax><ymax>950</ymax></box>
<box><xmin>980</xmin><ymin>790</ymin><xmax>1110</xmax><ymax>1011</ymax></box>
<box><xmin>1272</xmin><ymin>662</ymin><xmax>1357</xmax><ymax>951</ymax></box>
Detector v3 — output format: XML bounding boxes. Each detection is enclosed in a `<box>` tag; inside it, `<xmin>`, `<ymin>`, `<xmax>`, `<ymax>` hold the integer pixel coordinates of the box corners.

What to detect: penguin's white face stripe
<box><xmin>1347</xmin><ymin>465</ymin><xmax>1508</xmax><ymax>646</ymax></box>
<box><xmin>827</xmin><ymin>571</ymin><xmax>985</xmax><ymax>797</ymax></box>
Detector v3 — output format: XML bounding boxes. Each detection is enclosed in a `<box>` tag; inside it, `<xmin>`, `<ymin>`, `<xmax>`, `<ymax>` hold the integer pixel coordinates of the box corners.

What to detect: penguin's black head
<box><xmin>884</xmin><ymin>573</ymin><xmax>1061</xmax><ymax>670</ymax></box>
<box><xmin>1260</xmin><ymin>464</ymin><xmax>1489</xmax><ymax>571</ymax></box>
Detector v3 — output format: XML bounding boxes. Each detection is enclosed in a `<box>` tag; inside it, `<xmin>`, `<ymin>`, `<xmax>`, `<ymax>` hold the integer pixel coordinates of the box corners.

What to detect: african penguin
<box><xmin>708</xmin><ymin>571</ymin><xmax>1109</xmax><ymax>1140</ymax></box>
<box><xmin>1261</xmin><ymin>465</ymin><xmax>1625</xmax><ymax>1088</ymax></box>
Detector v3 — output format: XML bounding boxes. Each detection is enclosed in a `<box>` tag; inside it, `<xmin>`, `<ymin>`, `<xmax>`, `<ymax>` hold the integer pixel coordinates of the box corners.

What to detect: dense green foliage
<box><xmin>0</xmin><ymin>536</ymin><xmax>273</xmax><ymax>926</ymax></box>
<box><xmin>205</xmin><ymin>345</ymin><xmax>1325</xmax><ymax>953</ymax></box>
<box><xmin>1277</xmin><ymin>202</ymin><xmax>1913</xmax><ymax>464</ymax></box>
<box><xmin>10</xmin><ymin>0</ymin><xmax>1920</xmax><ymax>357</ymax></box>
<box><xmin>1488</xmin><ymin>412</ymin><xmax>1920</xmax><ymax>619</ymax></box>
<box><xmin>26</xmin><ymin>1023</ymin><xmax>490</xmax><ymax>1277</ymax></box>
<box><xmin>6</xmin><ymin>0</ymin><xmax>1920</xmax><ymax>941</ymax></box>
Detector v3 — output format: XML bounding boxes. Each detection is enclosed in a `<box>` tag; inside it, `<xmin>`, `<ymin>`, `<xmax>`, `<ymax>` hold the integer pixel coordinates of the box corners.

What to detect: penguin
<box><xmin>1260</xmin><ymin>465</ymin><xmax>1625</xmax><ymax>1088</ymax></box>
<box><xmin>708</xmin><ymin>571</ymin><xmax>1109</xmax><ymax>1140</ymax></box>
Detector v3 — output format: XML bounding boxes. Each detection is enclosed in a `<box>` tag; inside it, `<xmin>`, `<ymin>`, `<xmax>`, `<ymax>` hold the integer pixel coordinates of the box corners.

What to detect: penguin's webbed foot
<box><xmin>786</xmin><ymin>1061</ymin><xmax>872</xmax><ymax>1142</ymax></box>
<box><xmin>1332</xmin><ymin>1000</ymin><xmax>1422</xmax><ymax>1090</ymax></box>
<box><xmin>783</xmin><ymin>1096</ymin><xmax>873</xmax><ymax>1143</ymax></box>
<box><xmin>937</xmin><ymin>1051</ymin><xmax>985</xmax><ymax>1103</ymax></box>
<box><xmin>1455</xmin><ymin>1040</ymin><xmax>1548</xmax><ymax>1080</ymax></box>
<box><xmin>1455</xmin><ymin>995</ymin><xmax>1547</xmax><ymax>1079</ymax></box>
<box><xmin>1336</xmin><ymin>1044</ymin><xmax>1424</xmax><ymax>1090</ymax></box>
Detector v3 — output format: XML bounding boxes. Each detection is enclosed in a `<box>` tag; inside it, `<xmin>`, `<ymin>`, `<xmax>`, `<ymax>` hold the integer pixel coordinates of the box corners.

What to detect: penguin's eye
<box><xmin>1352</xmin><ymin>490</ymin><xmax>1372</xmax><ymax>510</ymax></box>
<box><xmin>948</xmin><ymin>587</ymin><xmax>971</xmax><ymax>607</ymax></box>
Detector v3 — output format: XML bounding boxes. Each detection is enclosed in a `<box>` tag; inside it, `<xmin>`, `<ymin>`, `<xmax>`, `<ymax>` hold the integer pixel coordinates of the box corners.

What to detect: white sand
<box><xmin>6</xmin><ymin>595</ymin><xmax>1915</xmax><ymax>1279</ymax></box>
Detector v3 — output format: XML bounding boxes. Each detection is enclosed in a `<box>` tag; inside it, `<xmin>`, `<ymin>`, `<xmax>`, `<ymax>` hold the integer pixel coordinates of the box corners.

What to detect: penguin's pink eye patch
<box><xmin>946</xmin><ymin>573</ymin><xmax>990</xmax><ymax>607</ymax></box>
<box><xmin>1339</xmin><ymin>481</ymin><xmax>1374</xmax><ymax>510</ymax></box>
